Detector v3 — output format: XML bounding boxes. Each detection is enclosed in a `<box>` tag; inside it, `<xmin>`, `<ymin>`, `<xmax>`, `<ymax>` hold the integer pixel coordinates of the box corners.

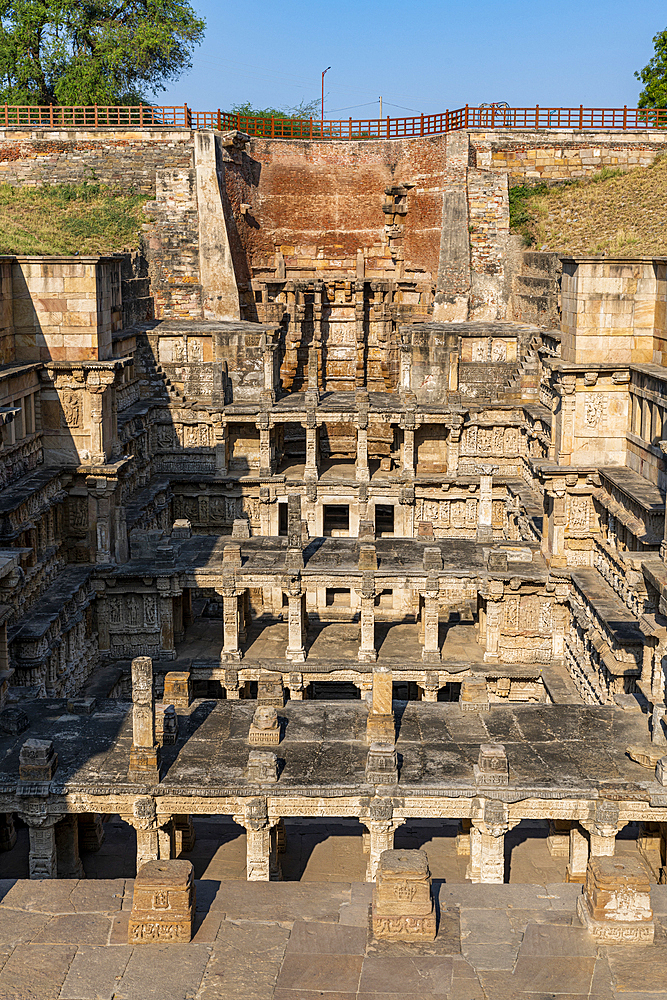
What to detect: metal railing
<box><xmin>2</xmin><ymin>103</ymin><xmax>667</xmax><ymax>136</ymax></box>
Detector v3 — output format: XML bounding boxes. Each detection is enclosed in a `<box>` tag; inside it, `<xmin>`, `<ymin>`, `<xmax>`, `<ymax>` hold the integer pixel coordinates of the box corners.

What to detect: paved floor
<box><xmin>0</xmin><ymin>876</ymin><xmax>665</xmax><ymax>999</ymax></box>
<box><xmin>0</xmin><ymin>816</ymin><xmax>649</xmax><ymax>884</ymax></box>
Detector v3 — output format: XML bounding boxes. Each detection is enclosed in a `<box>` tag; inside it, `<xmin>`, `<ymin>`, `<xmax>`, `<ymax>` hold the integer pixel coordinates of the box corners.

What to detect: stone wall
<box><xmin>0</xmin><ymin>129</ymin><xmax>193</xmax><ymax>194</ymax></box>
<box><xmin>470</xmin><ymin>130</ymin><xmax>667</xmax><ymax>185</ymax></box>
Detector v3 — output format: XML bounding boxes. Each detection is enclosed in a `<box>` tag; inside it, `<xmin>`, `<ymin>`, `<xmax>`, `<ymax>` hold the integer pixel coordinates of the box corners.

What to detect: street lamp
<box><xmin>321</xmin><ymin>67</ymin><xmax>331</xmax><ymax>125</ymax></box>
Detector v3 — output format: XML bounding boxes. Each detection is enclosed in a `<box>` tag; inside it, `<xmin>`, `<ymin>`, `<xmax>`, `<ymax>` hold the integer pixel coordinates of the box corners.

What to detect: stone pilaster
<box><xmin>367</xmin><ymin>666</ymin><xmax>394</xmax><ymax>743</ymax></box>
<box><xmin>305</xmin><ymin>418</ymin><xmax>319</xmax><ymax>482</ymax></box>
<box><xmin>476</xmin><ymin>464</ymin><xmax>497</xmax><ymax>542</ymax></box>
<box><xmin>285</xmin><ymin>581</ymin><xmax>306</xmax><ymax>663</ymax></box>
<box><xmin>567</xmin><ymin>823</ymin><xmax>590</xmax><ymax>883</ymax></box>
<box><xmin>421</xmin><ymin>589</ymin><xmax>441</xmax><ymax>663</ymax></box>
<box><xmin>214</xmin><ymin>423</ymin><xmax>228</xmax><ymax>478</ymax></box>
<box><xmin>258</xmin><ymin>416</ymin><xmax>272</xmax><ymax>477</ymax></box>
<box><xmin>358</xmin><ymin>577</ymin><xmax>377</xmax><ymax>663</ymax></box>
<box><xmin>220</xmin><ymin>589</ymin><xmax>242</xmax><ymax>661</ymax></box>
<box><xmin>483</xmin><ymin>587</ymin><xmax>504</xmax><ymax>662</ymax></box>
<box><xmin>26</xmin><ymin>821</ymin><xmax>58</xmax><ymax>879</ymax></box>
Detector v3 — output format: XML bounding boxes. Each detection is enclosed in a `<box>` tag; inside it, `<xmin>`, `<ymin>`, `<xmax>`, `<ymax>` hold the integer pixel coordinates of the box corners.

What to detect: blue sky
<box><xmin>159</xmin><ymin>1</ymin><xmax>667</xmax><ymax>116</ymax></box>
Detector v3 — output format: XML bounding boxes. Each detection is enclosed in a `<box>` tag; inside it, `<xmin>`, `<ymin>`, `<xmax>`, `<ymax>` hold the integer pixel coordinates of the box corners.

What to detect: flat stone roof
<box><xmin>0</xmin><ymin>699</ymin><xmax>655</xmax><ymax>802</ymax></box>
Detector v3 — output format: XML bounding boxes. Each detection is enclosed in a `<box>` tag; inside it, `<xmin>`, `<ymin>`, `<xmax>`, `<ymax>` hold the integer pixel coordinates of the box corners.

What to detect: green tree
<box><xmin>0</xmin><ymin>0</ymin><xmax>206</xmax><ymax>105</ymax></box>
<box><xmin>231</xmin><ymin>100</ymin><xmax>320</xmax><ymax>120</ymax></box>
<box><xmin>636</xmin><ymin>28</ymin><xmax>667</xmax><ymax>107</ymax></box>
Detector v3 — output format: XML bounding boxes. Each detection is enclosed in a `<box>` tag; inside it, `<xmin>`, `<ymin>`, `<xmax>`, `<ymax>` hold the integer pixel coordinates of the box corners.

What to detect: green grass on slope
<box><xmin>0</xmin><ymin>183</ymin><xmax>146</xmax><ymax>255</ymax></box>
<box><xmin>509</xmin><ymin>158</ymin><xmax>667</xmax><ymax>256</ymax></box>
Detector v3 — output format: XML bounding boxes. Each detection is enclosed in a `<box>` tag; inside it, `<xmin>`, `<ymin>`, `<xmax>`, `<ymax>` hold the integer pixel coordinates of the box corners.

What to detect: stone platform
<box><xmin>0</xmin><ymin>878</ymin><xmax>667</xmax><ymax>998</ymax></box>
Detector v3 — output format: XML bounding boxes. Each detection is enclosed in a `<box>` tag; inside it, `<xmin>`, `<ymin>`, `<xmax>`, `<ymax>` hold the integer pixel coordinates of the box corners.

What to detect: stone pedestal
<box><xmin>474</xmin><ymin>743</ymin><xmax>509</xmax><ymax>787</ymax></box>
<box><xmin>286</xmin><ymin>589</ymin><xmax>307</xmax><ymax>662</ymax></box>
<box><xmin>366</xmin><ymin>743</ymin><xmax>398</xmax><ymax>785</ymax></box>
<box><xmin>163</xmin><ymin>672</ymin><xmax>191</xmax><ymax>710</ymax></box>
<box><xmin>19</xmin><ymin>739</ymin><xmax>58</xmax><ymax>781</ymax></box>
<box><xmin>547</xmin><ymin>820</ymin><xmax>571</xmax><ymax>859</ymax></box>
<box><xmin>358</xmin><ymin>593</ymin><xmax>377</xmax><ymax>662</ymax></box>
<box><xmin>257</xmin><ymin>674</ymin><xmax>285</xmax><ymax>707</ymax></box>
<box><xmin>247</xmin><ymin>751</ymin><xmax>278</xmax><ymax>784</ymax></box>
<box><xmin>27</xmin><ymin>823</ymin><xmax>57</xmax><ymax>879</ymax></box>
<box><xmin>221</xmin><ymin>591</ymin><xmax>242</xmax><ymax>661</ymax></box>
<box><xmin>367</xmin><ymin>667</ymin><xmax>394</xmax><ymax>743</ymax></box>
<box><xmin>155</xmin><ymin>704</ymin><xmax>178</xmax><ymax>746</ymax></box>
<box><xmin>248</xmin><ymin>706</ymin><xmax>281</xmax><ymax>745</ymax></box>
<box><xmin>372</xmin><ymin>849</ymin><xmax>436</xmax><ymax>941</ymax></box>
<box><xmin>128</xmin><ymin>859</ymin><xmax>195</xmax><ymax>944</ymax></box>
<box><xmin>577</xmin><ymin>857</ymin><xmax>654</xmax><ymax>945</ymax></box>
<box><xmin>459</xmin><ymin>676</ymin><xmax>489</xmax><ymax>711</ymax></box>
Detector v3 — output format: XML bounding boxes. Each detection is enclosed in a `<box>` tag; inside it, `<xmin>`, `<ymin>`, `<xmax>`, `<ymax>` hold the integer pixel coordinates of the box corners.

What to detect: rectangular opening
<box><xmin>374</xmin><ymin>589</ymin><xmax>394</xmax><ymax>609</ymax></box>
<box><xmin>375</xmin><ymin>504</ymin><xmax>394</xmax><ymax>537</ymax></box>
<box><xmin>323</xmin><ymin>504</ymin><xmax>349</xmax><ymax>536</ymax></box>
<box><xmin>278</xmin><ymin>503</ymin><xmax>288</xmax><ymax>536</ymax></box>
<box><xmin>326</xmin><ymin>588</ymin><xmax>351</xmax><ymax>607</ymax></box>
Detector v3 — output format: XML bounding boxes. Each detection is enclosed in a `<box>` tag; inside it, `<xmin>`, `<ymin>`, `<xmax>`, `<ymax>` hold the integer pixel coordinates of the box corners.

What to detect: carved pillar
<box><xmin>446</xmin><ymin>419</ymin><xmax>462</xmax><ymax>477</ymax></box>
<box><xmin>365</xmin><ymin>819</ymin><xmax>403</xmax><ymax>882</ymax></box>
<box><xmin>555</xmin><ymin>376</ymin><xmax>577</xmax><ymax>465</ymax></box>
<box><xmin>422</xmin><ymin>672</ymin><xmax>439</xmax><ymax>702</ymax></box>
<box><xmin>55</xmin><ymin>815</ymin><xmax>84</xmax><ymax>878</ymax></box>
<box><xmin>567</xmin><ymin>823</ymin><xmax>589</xmax><ymax>882</ymax></box>
<box><xmin>584</xmin><ymin>800</ymin><xmax>619</xmax><ymax>859</ymax></box>
<box><xmin>286</xmin><ymin>583</ymin><xmax>306</xmax><ymax>663</ymax></box>
<box><xmin>128</xmin><ymin>655</ymin><xmax>160</xmax><ymax>781</ymax></box>
<box><xmin>173</xmin><ymin>593</ymin><xmax>184</xmax><ymax>644</ymax></box>
<box><xmin>214</xmin><ymin>423</ymin><xmax>228</xmax><ymax>478</ymax></box>
<box><xmin>358</xmin><ymin>584</ymin><xmax>377</xmax><ymax>663</ymax></box>
<box><xmin>158</xmin><ymin>585</ymin><xmax>175</xmax><ymax>659</ymax></box>
<box><xmin>183</xmin><ymin>588</ymin><xmax>194</xmax><ymax>628</ymax></box>
<box><xmin>258</xmin><ymin>418</ymin><xmax>272</xmax><ymax>477</ymax></box>
<box><xmin>356</xmin><ymin>426</ymin><xmax>369</xmax><ymax>483</ymax></box>
<box><xmin>173</xmin><ymin>815</ymin><xmax>196</xmax><ymax>854</ymax></box>
<box><xmin>305</xmin><ymin>419</ymin><xmax>319</xmax><ymax>482</ymax></box>
<box><xmin>469</xmin><ymin>800</ymin><xmax>510</xmax><ymax>884</ymax></box>
<box><xmin>220</xmin><ymin>589</ymin><xmax>242</xmax><ymax>661</ymax></box>
<box><xmin>421</xmin><ymin>590</ymin><xmax>441</xmax><ymax>663</ymax></box>
<box><xmin>135</xmin><ymin>829</ymin><xmax>160</xmax><ymax>871</ymax></box>
<box><xmin>25</xmin><ymin>820</ymin><xmax>58</xmax><ymax>879</ymax></box>
<box><xmin>402</xmin><ymin>422</ymin><xmax>415</xmax><ymax>479</ymax></box>
<box><xmin>238</xmin><ymin>800</ymin><xmax>272</xmax><ymax>881</ymax></box>
<box><xmin>483</xmin><ymin>591</ymin><xmax>503</xmax><ymax>662</ymax></box>
<box><xmin>477</xmin><ymin>465</ymin><xmax>496</xmax><ymax>543</ymax></box>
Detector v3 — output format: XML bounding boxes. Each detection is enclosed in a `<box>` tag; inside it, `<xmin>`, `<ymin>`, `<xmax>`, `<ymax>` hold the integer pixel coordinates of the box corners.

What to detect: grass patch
<box><xmin>0</xmin><ymin>182</ymin><xmax>146</xmax><ymax>255</ymax></box>
<box><xmin>509</xmin><ymin>158</ymin><xmax>667</xmax><ymax>255</ymax></box>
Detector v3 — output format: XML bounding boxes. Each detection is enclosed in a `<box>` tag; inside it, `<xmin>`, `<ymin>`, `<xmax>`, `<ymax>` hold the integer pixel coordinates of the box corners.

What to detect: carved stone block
<box><xmin>257</xmin><ymin>674</ymin><xmax>285</xmax><ymax>707</ymax></box>
<box><xmin>372</xmin><ymin>849</ymin><xmax>436</xmax><ymax>940</ymax></box>
<box><xmin>249</xmin><ymin>705</ymin><xmax>280</xmax><ymax>745</ymax></box>
<box><xmin>128</xmin><ymin>746</ymin><xmax>160</xmax><ymax>782</ymax></box>
<box><xmin>366</xmin><ymin>714</ymin><xmax>395</xmax><ymax>744</ymax></box>
<box><xmin>171</xmin><ymin>518</ymin><xmax>191</xmax><ymax>539</ymax></box>
<box><xmin>359</xmin><ymin>544</ymin><xmax>377</xmax><ymax>571</ymax></box>
<box><xmin>656</xmin><ymin>757</ymin><xmax>667</xmax><ymax>785</ymax></box>
<box><xmin>474</xmin><ymin>742</ymin><xmax>509</xmax><ymax>786</ymax></box>
<box><xmin>0</xmin><ymin>708</ymin><xmax>29</xmax><ymax>735</ymax></box>
<box><xmin>128</xmin><ymin>859</ymin><xmax>195</xmax><ymax>944</ymax></box>
<box><xmin>155</xmin><ymin>704</ymin><xmax>178</xmax><ymax>746</ymax></box>
<box><xmin>577</xmin><ymin>857</ymin><xmax>654</xmax><ymax>945</ymax></box>
<box><xmin>247</xmin><ymin>750</ymin><xmax>278</xmax><ymax>784</ymax></box>
<box><xmin>163</xmin><ymin>672</ymin><xmax>191</xmax><ymax>710</ymax></box>
<box><xmin>366</xmin><ymin>742</ymin><xmax>398</xmax><ymax>785</ymax></box>
<box><xmin>459</xmin><ymin>676</ymin><xmax>489</xmax><ymax>711</ymax></box>
<box><xmin>19</xmin><ymin>739</ymin><xmax>57</xmax><ymax>781</ymax></box>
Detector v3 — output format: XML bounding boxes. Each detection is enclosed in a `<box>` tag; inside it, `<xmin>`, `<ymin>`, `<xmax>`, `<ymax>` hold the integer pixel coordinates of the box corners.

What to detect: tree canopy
<box><xmin>0</xmin><ymin>0</ymin><xmax>206</xmax><ymax>105</ymax></box>
<box><xmin>231</xmin><ymin>100</ymin><xmax>320</xmax><ymax>120</ymax></box>
<box><xmin>636</xmin><ymin>28</ymin><xmax>667</xmax><ymax>108</ymax></box>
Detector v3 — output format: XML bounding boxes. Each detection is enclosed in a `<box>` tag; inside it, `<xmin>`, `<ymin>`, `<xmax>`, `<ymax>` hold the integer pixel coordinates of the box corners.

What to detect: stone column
<box><xmin>173</xmin><ymin>815</ymin><xmax>196</xmax><ymax>854</ymax></box>
<box><xmin>367</xmin><ymin>666</ymin><xmax>394</xmax><ymax>743</ymax></box>
<box><xmin>585</xmin><ymin>800</ymin><xmax>619</xmax><ymax>859</ymax></box>
<box><xmin>305</xmin><ymin>420</ymin><xmax>319</xmax><ymax>482</ymax></box>
<box><xmin>356</xmin><ymin>425</ymin><xmax>370</xmax><ymax>483</ymax></box>
<box><xmin>476</xmin><ymin>464</ymin><xmax>497</xmax><ymax>543</ymax></box>
<box><xmin>26</xmin><ymin>821</ymin><xmax>58</xmax><ymax>879</ymax></box>
<box><xmin>478</xmin><ymin>827</ymin><xmax>506</xmax><ymax>884</ymax></box>
<box><xmin>258</xmin><ymin>419</ymin><xmax>272</xmax><ymax>477</ymax></box>
<box><xmin>221</xmin><ymin>589</ymin><xmax>242</xmax><ymax>661</ymax></box>
<box><xmin>238</xmin><ymin>800</ymin><xmax>272</xmax><ymax>881</ymax></box>
<box><xmin>421</xmin><ymin>590</ymin><xmax>441</xmax><ymax>663</ymax></box>
<box><xmin>567</xmin><ymin>823</ymin><xmax>589</xmax><ymax>882</ymax></box>
<box><xmin>483</xmin><ymin>592</ymin><xmax>503</xmax><ymax>662</ymax></box>
<box><xmin>365</xmin><ymin>819</ymin><xmax>402</xmax><ymax>882</ymax></box>
<box><xmin>469</xmin><ymin>800</ymin><xmax>509</xmax><ymax>884</ymax></box>
<box><xmin>136</xmin><ymin>829</ymin><xmax>160</xmax><ymax>871</ymax></box>
<box><xmin>214</xmin><ymin>423</ymin><xmax>228</xmax><ymax>478</ymax></box>
<box><xmin>158</xmin><ymin>587</ymin><xmax>175</xmax><ymax>659</ymax></box>
<box><xmin>358</xmin><ymin>583</ymin><xmax>377</xmax><ymax>662</ymax></box>
<box><xmin>446</xmin><ymin>421</ymin><xmax>461</xmax><ymax>476</ymax></box>
<box><xmin>55</xmin><ymin>815</ymin><xmax>84</xmax><ymax>878</ymax></box>
<box><xmin>421</xmin><ymin>672</ymin><xmax>439</xmax><ymax>702</ymax></box>
<box><xmin>402</xmin><ymin>424</ymin><xmax>415</xmax><ymax>478</ymax></box>
<box><xmin>173</xmin><ymin>593</ymin><xmax>184</xmax><ymax>644</ymax></box>
<box><xmin>128</xmin><ymin>656</ymin><xmax>160</xmax><ymax>782</ymax></box>
<box><xmin>286</xmin><ymin>583</ymin><xmax>306</xmax><ymax>662</ymax></box>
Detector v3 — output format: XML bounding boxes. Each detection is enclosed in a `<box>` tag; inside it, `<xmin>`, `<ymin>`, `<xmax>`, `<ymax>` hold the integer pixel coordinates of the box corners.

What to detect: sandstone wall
<box><xmin>0</xmin><ymin>129</ymin><xmax>193</xmax><ymax>194</ymax></box>
<box><xmin>470</xmin><ymin>129</ymin><xmax>667</xmax><ymax>185</ymax></box>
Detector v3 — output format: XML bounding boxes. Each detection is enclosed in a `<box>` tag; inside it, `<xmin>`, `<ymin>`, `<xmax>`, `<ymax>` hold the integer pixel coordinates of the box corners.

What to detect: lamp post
<box><xmin>321</xmin><ymin>66</ymin><xmax>331</xmax><ymax>126</ymax></box>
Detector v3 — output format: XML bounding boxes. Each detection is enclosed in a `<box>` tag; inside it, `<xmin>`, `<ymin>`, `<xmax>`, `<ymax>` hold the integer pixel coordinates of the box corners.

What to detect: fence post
<box><xmin>310</xmin><ymin>118</ymin><xmax>313</xmax><ymax>140</ymax></box>
<box><xmin>217</xmin><ymin>109</ymin><xmax>222</xmax><ymax>131</ymax></box>
<box><xmin>579</xmin><ymin>104</ymin><xmax>583</xmax><ymax>129</ymax></box>
<box><xmin>349</xmin><ymin>117</ymin><xmax>352</xmax><ymax>139</ymax></box>
<box><xmin>464</xmin><ymin>104</ymin><xmax>469</xmax><ymax>128</ymax></box>
<box><xmin>535</xmin><ymin>104</ymin><xmax>539</xmax><ymax>128</ymax></box>
<box><xmin>420</xmin><ymin>113</ymin><xmax>424</xmax><ymax>136</ymax></box>
<box><xmin>491</xmin><ymin>104</ymin><xmax>495</xmax><ymax>128</ymax></box>
<box><xmin>623</xmin><ymin>105</ymin><xmax>627</xmax><ymax>129</ymax></box>
<box><xmin>4</xmin><ymin>104</ymin><xmax>6</xmax><ymax>128</ymax></box>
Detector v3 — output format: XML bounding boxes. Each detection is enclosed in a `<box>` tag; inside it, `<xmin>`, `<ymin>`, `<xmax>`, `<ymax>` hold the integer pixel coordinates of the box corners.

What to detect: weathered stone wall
<box><xmin>0</xmin><ymin>129</ymin><xmax>193</xmax><ymax>194</ymax></box>
<box><xmin>470</xmin><ymin>129</ymin><xmax>667</xmax><ymax>185</ymax></box>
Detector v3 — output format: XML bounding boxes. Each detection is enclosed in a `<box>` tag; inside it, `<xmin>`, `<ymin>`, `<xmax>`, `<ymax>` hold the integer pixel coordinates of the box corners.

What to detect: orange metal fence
<box><xmin>2</xmin><ymin>103</ymin><xmax>667</xmax><ymax>135</ymax></box>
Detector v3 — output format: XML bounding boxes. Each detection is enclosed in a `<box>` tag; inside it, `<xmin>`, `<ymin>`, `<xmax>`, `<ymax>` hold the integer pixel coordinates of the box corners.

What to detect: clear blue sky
<box><xmin>158</xmin><ymin>0</ymin><xmax>667</xmax><ymax>116</ymax></box>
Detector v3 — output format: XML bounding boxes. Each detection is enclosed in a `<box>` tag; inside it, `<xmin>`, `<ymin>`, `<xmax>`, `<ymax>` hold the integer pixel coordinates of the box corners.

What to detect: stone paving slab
<box><xmin>276</xmin><ymin>954</ymin><xmax>364</xmax><ymax>993</ymax></box>
<box><xmin>69</xmin><ymin>878</ymin><xmax>126</xmax><ymax>913</ymax></box>
<box><xmin>205</xmin><ymin>880</ymin><xmax>351</xmax><ymax>922</ymax></box>
<box><xmin>0</xmin><ymin>943</ymin><xmax>76</xmax><ymax>1000</ymax></box>
<box><xmin>286</xmin><ymin>920</ymin><xmax>368</xmax><ymax>955</ymax></box>
<box><xmin>31</xmin><ymin>912</ymin><xmax>112</xmax><ymax>945</ymax></box>
<box><xmin>113</xmin><ymin>942</ymin><xmax>211</xmax><ymax>1000</ymax></box>
<box><xmin>197</xmin><ymin>920</ymin><xmax>291</xmax><ymax>1000</ymax></box>
<box><xmin>512</xmin><ymin>955</ymin><xmax>596</xmax><ymax>993</ymax></box>
<box><xmin>0</xmin><ymin>908</ymin><xmax>50</xmax><ymax>946</ymax></box>
<box><xmin>518</xmin><ymin>922</ymin><xmax>597</xmax><ymax>957</ymax></box>
<box><xmin>358</xmin><ymin>955</ymin><xmax>454</xmax><ymax>994</ymax></box>
<box><xmin>59</xmin><ymin>945</ymin><xmax>133</xmax><ymax>1000</ymax></box>
<box><xmin>606</xmin><ymin>946</ymin><xmax>667</xmax><ymax>992</ymax></box>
